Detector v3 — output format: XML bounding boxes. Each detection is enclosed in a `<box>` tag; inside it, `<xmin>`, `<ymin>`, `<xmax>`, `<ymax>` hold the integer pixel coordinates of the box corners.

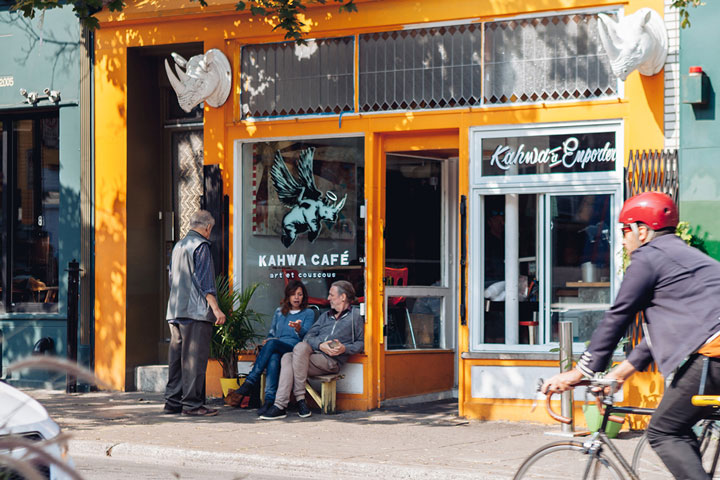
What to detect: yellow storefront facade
<box><xmin>94</xmin><ymin>0</ymin><xmax>669</xmax><ymax>423</ymax></box>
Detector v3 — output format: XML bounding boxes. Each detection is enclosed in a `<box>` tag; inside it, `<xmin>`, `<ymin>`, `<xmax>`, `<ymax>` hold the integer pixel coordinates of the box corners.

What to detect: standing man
<box><xmin>260</xmin><ymin>280</ymin><xmax>364</xmax><ymax>420</ymax></box>
<box><xmin>164</xmin><ymin>210</ymin><xmax>226</xmax><ymax>417</ymax></box>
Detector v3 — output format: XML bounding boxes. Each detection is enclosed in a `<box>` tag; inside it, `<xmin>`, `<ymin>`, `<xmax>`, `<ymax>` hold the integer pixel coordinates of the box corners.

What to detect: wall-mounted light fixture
<box><xmin>682</xmin><ymin>66</ymin><xmax>709</xmax><ymax>105</ymax></box>
<box><xmin>19</xmin><ymin>88</ymin><xmax>61</xmax><ymax>105</ymax></box>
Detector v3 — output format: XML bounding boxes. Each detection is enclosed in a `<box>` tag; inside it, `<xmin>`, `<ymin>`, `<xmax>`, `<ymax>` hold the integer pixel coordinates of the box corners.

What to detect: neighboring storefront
<box><xmin>678</xmin><ymin>1</ymin><xmax>720</xmax><ymax>260</ymax></box>
<box><xmin>0</xmin><ymin>6</ymin><xmax>92</xmax><ymax>386</ymax></box>
<box><xmin>94</xmin><ymin>0</ymin><xmax>670</xmax><ymax>419</ymax></box>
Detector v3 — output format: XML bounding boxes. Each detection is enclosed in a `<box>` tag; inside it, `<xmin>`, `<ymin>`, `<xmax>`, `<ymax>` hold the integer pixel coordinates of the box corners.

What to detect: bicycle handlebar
<box><xmin>692</xmin><ymin>395</ymin><xmax>720</xmax><ymax>407</ymax></box>
<box><xmin>541</xmin><ymin>378</ymin><xmax>626</xmax><ymax>426</ymax></box>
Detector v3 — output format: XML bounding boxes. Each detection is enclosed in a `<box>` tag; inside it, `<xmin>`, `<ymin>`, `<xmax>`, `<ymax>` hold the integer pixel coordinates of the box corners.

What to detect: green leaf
<box><xmin>235</xmin><ymin>1</ymin><xmax>246</xmax><ymax>10</ymax></box>
<box><xmin>210</xmin><ymin>276</ymin><xmax>265</xmax><ymax>378</ymax></box>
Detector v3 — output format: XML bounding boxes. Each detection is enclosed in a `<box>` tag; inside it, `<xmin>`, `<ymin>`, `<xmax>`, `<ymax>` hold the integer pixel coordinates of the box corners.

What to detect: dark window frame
<box><xmin>0</xmin><ymin>110</ymin><xmax>61</xmax><ymax>314</ymax></box>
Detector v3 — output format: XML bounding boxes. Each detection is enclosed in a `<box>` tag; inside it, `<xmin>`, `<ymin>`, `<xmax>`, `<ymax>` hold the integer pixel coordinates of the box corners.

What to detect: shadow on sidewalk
<box><xmin>32</xmin><ymin>389</ymin><xmax>469</xmax><ymax>430</ymax></box>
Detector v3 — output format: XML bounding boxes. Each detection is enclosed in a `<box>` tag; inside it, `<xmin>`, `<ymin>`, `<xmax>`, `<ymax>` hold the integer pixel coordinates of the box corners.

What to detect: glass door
<box><xmin>384</xmin><ymin>153</ymin><xmax>456</xmax><ymax>350</ymax></box>
<box><xmin>481</xmin><ymin>194</ymin><xmax>539</xmax><ymax>345</ymax></box>
<box><xmin>546</xmin><ymin>193</ymin><xmax>613</xmax><ymax>344</ymax></box>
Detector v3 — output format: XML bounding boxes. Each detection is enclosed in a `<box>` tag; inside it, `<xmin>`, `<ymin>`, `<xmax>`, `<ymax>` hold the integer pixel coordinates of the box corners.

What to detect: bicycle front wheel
<box><xmin>514</xmin><ymin>441</ymin><xmax>623</xmax><ymax>480</ymax></box>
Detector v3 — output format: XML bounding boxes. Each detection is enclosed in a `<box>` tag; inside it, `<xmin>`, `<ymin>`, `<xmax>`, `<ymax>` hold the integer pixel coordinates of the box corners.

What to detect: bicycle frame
<box><xmin>586</xmin><ymin>403</ymin><xmax>654</xmax><ymax>480</ymax></box>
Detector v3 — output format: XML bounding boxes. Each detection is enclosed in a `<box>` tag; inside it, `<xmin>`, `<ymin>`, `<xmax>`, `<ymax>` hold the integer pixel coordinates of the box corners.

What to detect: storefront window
<box><xmin>0</xmin><ymin>114</ymin><xmax>60</xmax><ymax>312</ymax></box>
<box><xmin>239</xmin><ymin>137</ymin><xmax>364</xmax><ymax>324</ymax></box>
<box><xmin>549</xmin><ymin>194</ymin><xmax>611</xmax><ymax>343</ymax></box>
<box><xmin>471</xmin><ymin>122</ymin><xmax>621</xmax><ymax>350</ymax></box>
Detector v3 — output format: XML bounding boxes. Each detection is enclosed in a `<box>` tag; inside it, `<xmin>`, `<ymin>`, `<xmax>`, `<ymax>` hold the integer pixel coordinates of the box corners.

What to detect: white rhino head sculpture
<box><xmin>598</xmin><ymin>8</ymin><xmax>668</xmax><ymax>81</ymax></box>
<box><xmin>165</xmin><ymin>48</ymin><xmax>231</xmax><ymax>113</ymax></box>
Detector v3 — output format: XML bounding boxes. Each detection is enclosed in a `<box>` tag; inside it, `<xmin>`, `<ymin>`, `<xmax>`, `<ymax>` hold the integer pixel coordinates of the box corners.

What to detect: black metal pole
<box><xmin>0</xmin><ymin>328</ymin><xmax>4</xmax><ymax>381</ymax></box>
<box><xmin>460</xmin><ymin>195</ymin><xmax>467</xmax><ymax>326</ymax></box>
<box><xmin>66</xmin><ymin>259</ymin><xmax>80</xmax><ymax>393</ymax></box>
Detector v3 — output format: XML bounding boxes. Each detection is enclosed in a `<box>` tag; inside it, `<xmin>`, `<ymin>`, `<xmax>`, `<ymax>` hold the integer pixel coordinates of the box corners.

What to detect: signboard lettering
<box><xmin>0</xmin><ymin>76</ymin><xmax>14</xmax><ymax>88</ymax></box>
<box><xmin>482</xmin><ymin>131</ymin><xmax>617</xmax><ymax>176</ymax></box>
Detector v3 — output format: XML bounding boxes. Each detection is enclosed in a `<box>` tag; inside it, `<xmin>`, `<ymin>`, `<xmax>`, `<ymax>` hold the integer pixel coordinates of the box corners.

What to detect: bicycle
<box><xmin>513</xmin><ymin>378</ymin><xmax>720</xmax><ymax>479</ymax></box>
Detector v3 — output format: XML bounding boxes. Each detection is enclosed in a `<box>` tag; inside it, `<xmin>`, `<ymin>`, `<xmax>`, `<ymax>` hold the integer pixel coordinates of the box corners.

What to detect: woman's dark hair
<box><xmin>280</xmin><ymin>280</ymin><xmax>309</xmax><ymax>315</ymax></box>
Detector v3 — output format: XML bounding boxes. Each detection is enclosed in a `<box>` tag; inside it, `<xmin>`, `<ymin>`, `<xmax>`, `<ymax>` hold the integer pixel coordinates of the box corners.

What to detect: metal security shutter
<box><xmin>483</xmin><ymin>14</ymin><xmax>617</xmax><ymax>104</ymax></box>
<box><xmin>359</xmin><ymin>25</ymin><xmax>482</xmax><ymax>112</ymax></box>
<box><xmin>241</xmin><ymin>37</ymin><xmax>354</xmax><ymax>118</ymax></box>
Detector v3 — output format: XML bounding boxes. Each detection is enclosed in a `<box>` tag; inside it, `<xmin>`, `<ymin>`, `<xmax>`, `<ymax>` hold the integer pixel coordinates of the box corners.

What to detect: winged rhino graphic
<box><xmin>270</xmin><ymin>147</ymin><xmax>347</xmax><ymax>248</ymax></box>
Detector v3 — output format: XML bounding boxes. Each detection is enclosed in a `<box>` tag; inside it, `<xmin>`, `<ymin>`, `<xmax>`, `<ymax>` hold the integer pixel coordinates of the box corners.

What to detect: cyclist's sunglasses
<box><xmin>621</xmin><ymin>224</ymin><xmax>632</xmax><ymax>234</ymax></box>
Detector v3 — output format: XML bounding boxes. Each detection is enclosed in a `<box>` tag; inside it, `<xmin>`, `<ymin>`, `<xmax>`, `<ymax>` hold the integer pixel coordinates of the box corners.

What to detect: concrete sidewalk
<box><xmin>30</xmin><ymin>389</ymin><xmax>644</xmax><ymax>479</ymax></box>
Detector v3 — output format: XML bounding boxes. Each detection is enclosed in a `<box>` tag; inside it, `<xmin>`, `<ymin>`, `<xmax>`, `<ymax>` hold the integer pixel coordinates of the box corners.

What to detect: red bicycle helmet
<box><xmin>619</xmin><ymin>191</ymin><xmax>678</xmax><ymax>230</ymax></box>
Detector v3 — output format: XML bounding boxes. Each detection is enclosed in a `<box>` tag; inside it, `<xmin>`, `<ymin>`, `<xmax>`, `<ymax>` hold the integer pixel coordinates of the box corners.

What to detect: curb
<box><xmin>69</xmin><ymin>439</ymin><xmax>509</xmax><ymax>480</ymax></box>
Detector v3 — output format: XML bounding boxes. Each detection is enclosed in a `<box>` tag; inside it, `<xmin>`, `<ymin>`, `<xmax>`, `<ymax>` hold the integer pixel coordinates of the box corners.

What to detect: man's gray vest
<box><xmin>166</xmin><ymin>230</ymin><xmax>214</xmax><ymax>322</ymax></box>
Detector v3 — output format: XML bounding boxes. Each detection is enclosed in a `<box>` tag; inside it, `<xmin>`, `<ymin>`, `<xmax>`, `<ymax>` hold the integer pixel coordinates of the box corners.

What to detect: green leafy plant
<box><xmin>676</xmin><ymin>221</ymin><xmax>708</xmax><ymax>254</ymax></box>
<box><xmin>210</xmin><ymin>277</ymin><xmax>265</xmax><ymax>378</ymax></box>
<box><xmin>671</xmin><ymin>0</ymin><xmax>705</xmax><ymax>28</ymax></box>
<box><xmin>8</xmin><ymin>0</ymin><xmax>357</xmax><ymax>41</ymax></box>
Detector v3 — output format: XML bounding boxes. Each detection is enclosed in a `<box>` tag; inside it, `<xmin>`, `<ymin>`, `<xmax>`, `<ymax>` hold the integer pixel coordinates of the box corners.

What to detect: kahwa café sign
<box><xmin>483</xmin><ymin>132</ymin><xmax>617</xmax><ymax>176</ymax></box>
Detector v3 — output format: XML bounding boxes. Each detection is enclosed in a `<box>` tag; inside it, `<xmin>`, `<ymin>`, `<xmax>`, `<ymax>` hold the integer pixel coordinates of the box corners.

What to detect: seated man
<box><xmin>260</xmin><ymin>280</ymin><xmax>364</xmax><ymax>420</ymax></box>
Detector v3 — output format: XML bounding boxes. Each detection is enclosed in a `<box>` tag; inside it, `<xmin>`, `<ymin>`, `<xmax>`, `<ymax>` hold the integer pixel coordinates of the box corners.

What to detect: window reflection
<box><xmin>9</xmin><ymin>117</ymin><xmax>59</xmax><ymax>308</ymax></box>
<box><xmin>385</xmin><ymin>155</ymin><xmax>442</xmax><ymax>286</ymax></box>
<box><xmin>387</xmin><ymin>296</ymin><xmax>443</xmax><ymax>349</ymax></box>
<box><xmin>241</xmin><ymin>138</ymin><xmax>365</xmax><ymax>326</ymax></box>
<box><xmin>549</xmin><ymin>194</ymin><xmax>611</xmax><ymax>343</ymax></box>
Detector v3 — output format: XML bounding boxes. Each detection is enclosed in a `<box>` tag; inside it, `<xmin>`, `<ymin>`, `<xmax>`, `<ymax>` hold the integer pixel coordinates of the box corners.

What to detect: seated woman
<box><xmin>227</xmin><ymin>280</ymin><xmax>315</xmax><ymax>415</ymax></box>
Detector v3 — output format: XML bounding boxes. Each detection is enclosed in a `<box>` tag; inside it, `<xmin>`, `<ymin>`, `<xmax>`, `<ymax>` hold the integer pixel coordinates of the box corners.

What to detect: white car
<box><xmin>0</xmin><ymin>381</ymin><xmax>75</xmax><ymax>479</ymax></box>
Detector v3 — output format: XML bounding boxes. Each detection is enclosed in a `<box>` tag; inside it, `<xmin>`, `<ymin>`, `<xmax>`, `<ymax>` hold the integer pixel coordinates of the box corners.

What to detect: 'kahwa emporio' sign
<box><xmin>482</xmin><ymin>132</ymin><xmax>616</xmax><ymax>176</ymax></box>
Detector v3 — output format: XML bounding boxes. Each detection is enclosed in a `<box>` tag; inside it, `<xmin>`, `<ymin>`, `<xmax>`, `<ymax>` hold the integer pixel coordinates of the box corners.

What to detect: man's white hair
<box><xmin>189</xmin><ymin>210</ymin><xmax>215</xmax><ymax>229</ymax></box>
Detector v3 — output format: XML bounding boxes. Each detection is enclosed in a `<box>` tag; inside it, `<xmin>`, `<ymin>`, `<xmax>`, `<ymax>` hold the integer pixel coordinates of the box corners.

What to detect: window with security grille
<box><xmin>241</xmin><ymin>37</ymin><xmax>354</xmax><ymax>118</ymax></box>
<box><xmin>484</xmin><ymin>14</ymin><xmax>616</xmax><ymax>104</ymax></box>
<box><xmin>359</xmin><ymin>25</ymin><xmax>483</xmax><ymax>112</ymax></box>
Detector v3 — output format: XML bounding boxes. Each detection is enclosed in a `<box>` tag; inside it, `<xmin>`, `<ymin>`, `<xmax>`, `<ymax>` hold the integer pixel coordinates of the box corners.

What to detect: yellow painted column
<box><xmin>94</xmin><ymin>32</ymin><xmax>129</xmax><ymax>390</ymax></box>
<box><xmin>365</xmin><ymin>131</ymin><xmax>384</xmax><ymax>409</ymax></box>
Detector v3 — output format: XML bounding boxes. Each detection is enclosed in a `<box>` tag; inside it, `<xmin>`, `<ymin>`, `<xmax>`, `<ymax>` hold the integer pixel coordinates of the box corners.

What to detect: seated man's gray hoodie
<box><xmin>303</xmin><ymin>307</ymin><xmax>364</xmax><ymax>366</ymax></box>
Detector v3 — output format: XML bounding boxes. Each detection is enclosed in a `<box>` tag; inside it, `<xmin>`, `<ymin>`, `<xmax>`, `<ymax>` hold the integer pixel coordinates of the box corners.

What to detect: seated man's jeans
<box><xmin>246</xmin><ymin>338</ymin><xmax>294</xmax><ymax>403</ymax></box>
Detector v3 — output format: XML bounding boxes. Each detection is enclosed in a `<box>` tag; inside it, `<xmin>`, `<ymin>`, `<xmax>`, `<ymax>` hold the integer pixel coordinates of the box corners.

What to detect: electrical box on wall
<box><xmin>682</xmin><ymin>66</ymin><xmax>709</xmax><ymax>105</ymax></box>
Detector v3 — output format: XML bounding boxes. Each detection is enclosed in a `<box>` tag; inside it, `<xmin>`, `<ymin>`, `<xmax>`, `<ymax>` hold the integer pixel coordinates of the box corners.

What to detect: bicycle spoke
<box><xmin>514</xmin><ymin>442</ymin><xmax>623</xmax><ymax>480</ymax></box>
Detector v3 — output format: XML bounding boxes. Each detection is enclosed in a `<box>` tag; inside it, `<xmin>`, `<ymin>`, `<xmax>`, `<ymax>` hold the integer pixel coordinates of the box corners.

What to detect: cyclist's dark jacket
<box><xmin>577</xmin><ymin>234</ymin><xmax>720</xmax><ymax>378</ymax></box>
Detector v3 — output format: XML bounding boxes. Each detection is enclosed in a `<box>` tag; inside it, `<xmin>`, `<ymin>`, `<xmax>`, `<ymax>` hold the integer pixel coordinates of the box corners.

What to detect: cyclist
<box><xmin>542</xmin><ymin>191</ymin><xmax>720</xmax><ymax>480</ymax></box>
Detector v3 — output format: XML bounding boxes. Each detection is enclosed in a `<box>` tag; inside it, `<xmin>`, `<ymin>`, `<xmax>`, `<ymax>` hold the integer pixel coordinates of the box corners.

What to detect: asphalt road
<box><xmin>73</xmin><ymin>455</ymin><xmax>308</xmax><ymax>480</ymax></box>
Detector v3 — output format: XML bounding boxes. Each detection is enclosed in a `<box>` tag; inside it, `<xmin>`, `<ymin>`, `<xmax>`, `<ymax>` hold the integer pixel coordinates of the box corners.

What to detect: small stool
<box><xmin>259</xmin><ymin>372</ymin><xmax>345</xmax><ymax>414</ymax></box>
<box><xmin>305</xmin><ymin>373</ymin><xmax>344</xmax><ymax>414</ymax></box>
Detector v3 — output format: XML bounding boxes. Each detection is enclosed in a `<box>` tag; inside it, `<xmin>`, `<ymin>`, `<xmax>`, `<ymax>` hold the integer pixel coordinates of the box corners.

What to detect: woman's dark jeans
<box><xmin>647</xmin><ymin>354</ymin><xmax>720</xmax><ymax>480</ymax></box>
<box><xmin>245</xmin><ymin>339</ymin><xmax>294</xmax><ymax>404</ymax></box>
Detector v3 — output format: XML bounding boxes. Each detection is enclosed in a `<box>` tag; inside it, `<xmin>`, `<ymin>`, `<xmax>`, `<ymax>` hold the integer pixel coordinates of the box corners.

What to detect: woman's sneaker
<box><xmin>257</xmin><ymin>400</ymin><xmax>273</xmax><ymax>417</ymax></box>
<box><xmin>259</xmin><ymin>405</ymin><xmax>287</xmax><ymax>420</ymax></box>
<box><xmin>296</xmin><ymin>399</ymin><xmax>312</xmax><ymax>418</ymax></box>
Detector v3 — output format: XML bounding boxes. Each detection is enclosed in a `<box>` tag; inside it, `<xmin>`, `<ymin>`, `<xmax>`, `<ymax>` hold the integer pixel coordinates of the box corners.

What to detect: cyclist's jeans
<box><xmin>647</xmin><ymin>354</ymin><xmax>720</xmax><ymax>480</ymax></box>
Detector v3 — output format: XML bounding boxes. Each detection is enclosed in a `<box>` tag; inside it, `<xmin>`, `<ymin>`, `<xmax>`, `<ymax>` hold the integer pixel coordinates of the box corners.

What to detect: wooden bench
<box><xmin>260</xmin><ymin>372</ymin><xmax>344</xmax><ymax>414</ymax></box>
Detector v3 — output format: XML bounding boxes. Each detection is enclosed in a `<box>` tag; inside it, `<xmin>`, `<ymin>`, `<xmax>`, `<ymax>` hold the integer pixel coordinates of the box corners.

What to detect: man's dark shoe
<box><xmin>296</xmin><ymin>399</ymin><xmax>312</xmax><ymax>418</ymax></box>
<box><xmin>257</xmin><ymin>400</ymin><xmax>273</xmax><ymax>417</ymax></box>
<box><xmin>163</xmin><ymin>404</ymin><xmax>182</xmax><ymax>414</ymax></box>
<box><xmin>259</xmin><ymin>405</ymin><xmax>287</xmax><ymax>420</ymax></box>
<box><xmin>182</xmin><ymin>406</ymin><xmax>218</xmax><ymax>417</ymax></box>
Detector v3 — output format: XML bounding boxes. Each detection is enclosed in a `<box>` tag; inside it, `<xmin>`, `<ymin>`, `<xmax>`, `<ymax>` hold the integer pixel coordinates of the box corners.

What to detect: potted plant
<box><xmin>210</xmin><ymin>276</ymin><xmax>264</xmax><ymax>397</ymax></box>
